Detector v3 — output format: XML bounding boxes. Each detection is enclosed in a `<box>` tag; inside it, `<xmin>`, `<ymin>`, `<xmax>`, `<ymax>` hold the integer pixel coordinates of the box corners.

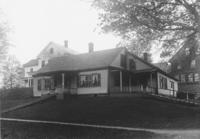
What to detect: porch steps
<box><xmin>144</xmin><ymin>93</ymin><xmax>200</xmax><ymax>106</ymax></box>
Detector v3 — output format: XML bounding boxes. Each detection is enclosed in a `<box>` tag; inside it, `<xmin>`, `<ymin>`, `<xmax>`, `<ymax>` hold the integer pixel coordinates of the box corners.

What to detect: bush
<box><xmin>176</xmin><ymin>92</ymin><xmax>196</xmax><ymax>99</ymax></box>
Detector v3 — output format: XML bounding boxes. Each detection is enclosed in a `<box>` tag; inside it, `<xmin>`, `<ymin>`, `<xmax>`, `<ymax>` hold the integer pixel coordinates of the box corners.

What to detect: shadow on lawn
<box><xmin>1</xmin><ymin>120</ymin><xmax>174</xmax><ymax>139</ymax></box>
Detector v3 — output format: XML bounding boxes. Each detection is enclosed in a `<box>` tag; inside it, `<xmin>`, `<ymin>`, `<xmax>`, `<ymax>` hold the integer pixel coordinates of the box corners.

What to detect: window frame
<box><xmin>194</xmin><ymin>73</ymin><xmax>200</xmax><ymax>82</ymax></box>
<box><xmin>50</xmin><ymin>48</ymin><xmax>54</xmax><ymax>54</ymax></box>
<box><xmin>78</xmin><ymin>73</ymin><xmax>101</xmax><ymax>88</ymax></box>
<box><xmin>159</xmin><ymin>75</ymin><xmax>167</xmax><ymax>89</ymax></box>
<box><xmin>190</xmin><ymin>59</ymin><xmax>196</xmax><ymax>68</ymax></box>
<box><xmin>129</xmin><ymin>59</ymin><xmax>136</xmax><ymax>70</ymax></box>
<box><xmin>120</xmin><ymin>54</ymin><xmax>127</xmax><ymax>68</ymax></box>
<box><xmin>38</xmin><ymin>79</ymin><xmax>42</xmax><ymax>90</ymax></box>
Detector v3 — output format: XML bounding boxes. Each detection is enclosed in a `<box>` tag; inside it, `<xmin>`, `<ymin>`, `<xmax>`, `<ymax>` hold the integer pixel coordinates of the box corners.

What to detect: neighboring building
<box><xmin>169</xmin><ymin>38</ymin><xmax>200</xmax><ymax>96</ymax></box>
<box><xmin>32</xmin><ymin>45</ymin><xmax>178</xmax><ymax>97</ymax></box>
<box><xmin>23</xmin><ymin>41</ymin><xmax>77</xmax><ymax>87</ymax></box>
<box><xmin>154</xmin><ymin>62</ymin><xmax>171</xmax><ymax>73</ymax></box>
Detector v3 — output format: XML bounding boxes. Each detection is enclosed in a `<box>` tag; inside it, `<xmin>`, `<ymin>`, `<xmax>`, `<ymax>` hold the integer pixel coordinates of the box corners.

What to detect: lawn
<box><xmin>2</xmin><ymin>96</ymin><xmax>200</xmax><ymax>129</ymax></box>
<box><xmin>0</xmin><ymin>88</ymin><xmax>38</xmax><ymax>111</ymax></box>
<box><xmin>1</xmin><ymin>120</ymin><xmax>174</xmax><ymax>139</ymax></box>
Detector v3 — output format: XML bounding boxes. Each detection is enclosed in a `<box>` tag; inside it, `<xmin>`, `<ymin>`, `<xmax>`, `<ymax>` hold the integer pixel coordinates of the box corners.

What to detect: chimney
<box><xmin>88</xmin><ymin>42</ymin><xmax>94</xmax><ymax>53</ymax></box>
<box><xmin>143</xmin><ymin>52</ymin><xmax>148</xmax><ymax>62</ymax></box>
<box><xmin>64</xmin><ymin>40</ymin><xmax>68</xmax><ymax>48</ymax></box>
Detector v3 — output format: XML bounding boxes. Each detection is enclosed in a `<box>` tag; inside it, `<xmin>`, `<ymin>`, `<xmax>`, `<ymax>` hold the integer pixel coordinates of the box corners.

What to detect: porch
<box><xmin>33</xmin><ymin>71</ymin><xmax>78</xmax><ymax>96</ymax></box>
<box><xmin>109</xmin><ymin>69</ymin><xmax>158</xmax><ymax>94</ymax></box>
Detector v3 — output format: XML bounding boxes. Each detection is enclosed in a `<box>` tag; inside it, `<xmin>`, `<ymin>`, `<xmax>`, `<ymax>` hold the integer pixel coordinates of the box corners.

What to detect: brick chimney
<box><xmin>88</xmin><ymin>42</ymin><xmax>94</xmax><ymax>53</ymax></box>
<box><xmin>64</xmin><ymin>40</ymin><xmax>68</xmax><ymax>48</ymax></box>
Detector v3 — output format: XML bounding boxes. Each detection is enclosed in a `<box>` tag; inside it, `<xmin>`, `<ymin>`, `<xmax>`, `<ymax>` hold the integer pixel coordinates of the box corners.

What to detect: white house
<box><xmin>32</xmin><ymin>45</ymin><xmax>178</xmax><ymax>97</ymax></box>
<box><xmin>23</xmin><ymin>41</ymin><xmax>77</xmax><ymax>87</ymax></box>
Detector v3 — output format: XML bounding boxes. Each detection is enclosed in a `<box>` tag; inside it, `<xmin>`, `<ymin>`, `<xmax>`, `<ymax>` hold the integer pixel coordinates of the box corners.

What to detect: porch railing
<box><xmin>110</xmin><ymin>86</ymin><xmax>156</xmax><ymax>94</ymax></box>
<box><xmin>63</xmin><ymin>88</ymin><xmax>77</xmax><ymax>95</ymax></box>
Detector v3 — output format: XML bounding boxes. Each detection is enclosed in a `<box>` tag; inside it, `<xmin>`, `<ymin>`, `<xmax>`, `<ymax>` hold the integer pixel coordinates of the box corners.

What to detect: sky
<box><xmin>0</xmin><ymin>0</ymin><xmax>121</xmax><ymax>64</ymax></box>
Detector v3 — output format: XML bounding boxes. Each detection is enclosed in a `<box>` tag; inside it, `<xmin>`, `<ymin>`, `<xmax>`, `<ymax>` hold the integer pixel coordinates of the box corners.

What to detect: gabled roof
<box><xmin>23</xmin><ymin>59</ymin><xmax>38</xmax><ymax>67</ymax></box>
<box><xmin>34</xmin><ymin>47</ymin><xmax>178</xmax><ymax>81</ymax></box>
<box><xmin>35</xmin><ymin>47</ymin><xmax>124</xmax><ymax>75</ymax></box>
<box><xmin>37</xmin><ymin>42</ymin><xmax>77</xmax><ymax>58</ymax></box>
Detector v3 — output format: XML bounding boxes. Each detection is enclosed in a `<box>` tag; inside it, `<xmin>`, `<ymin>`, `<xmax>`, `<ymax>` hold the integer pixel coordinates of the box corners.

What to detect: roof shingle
<box><xmin>23</xmin><ymin>59</ymin><xmax>38</xmax><ymax>67</ymax></box>
<box><xmin>35</xmin><ymin>47</ymin><xmax>123</xmax><ymax>74</ymax></box>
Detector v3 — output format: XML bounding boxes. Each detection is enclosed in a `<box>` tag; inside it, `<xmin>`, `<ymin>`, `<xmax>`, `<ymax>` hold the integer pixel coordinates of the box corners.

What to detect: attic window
<box><xmin>42</xmin><ymin>60</ymin><xmax>45</xmax><ymax>67</ymax></box>
<box><xmin>30</xmin><ymin>68</ymin><xmax>33</xmax><ymax>72</ymax></box>
<box><xmin>120</xmin><ymin>54</ymin><xmax>127</xmax><ymax>68</ymax></box>
<box><xmin>185</xmin><ymin>48</ymin><xmax>190</xmax><ymax>55</ymax></box>
<box><xmin>129</xmin><ymin>59</ymin><xmax>136</xmax><ymax>70</ymax></box>
<box><xmin>50</xmin><ymin>48</ymin><xmax>54</xmax><ymax>54</ymax></box>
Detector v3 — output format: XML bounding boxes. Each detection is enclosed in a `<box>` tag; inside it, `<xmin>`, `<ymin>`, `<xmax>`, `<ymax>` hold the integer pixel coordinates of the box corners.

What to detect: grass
<box><xmin>2</xmin><ymin>96</ymin><xmax>200</xmax><ymax>129</ymax></box>
<box><xmin>0</xmin><ymin>88</ymin><xmax>38</xmax><ymax>111</ymax></box>
<box><xmin>1</xmin><ymin>120</ymin><xmax>174</xmax><ymax>139</ymax></box>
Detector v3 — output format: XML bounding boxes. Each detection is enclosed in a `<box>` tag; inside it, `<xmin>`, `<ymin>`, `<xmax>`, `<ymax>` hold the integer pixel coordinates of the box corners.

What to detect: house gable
<box><xmin>111</xmin><ymin>48</ymin><xmax>152</xmax><ymax>71</ymax></box>
<box><xmin>37</xmin><ymin>42</ymin><xmax>77</xmax><ymax>60</ymax></box>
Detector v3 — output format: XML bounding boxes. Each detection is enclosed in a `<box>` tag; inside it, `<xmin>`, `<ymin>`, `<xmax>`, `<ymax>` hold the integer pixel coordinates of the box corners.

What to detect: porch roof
<box><xmin>34</xmin><ymin>47</ymin><xmax>123</xmax><ymax>76</ymax></box>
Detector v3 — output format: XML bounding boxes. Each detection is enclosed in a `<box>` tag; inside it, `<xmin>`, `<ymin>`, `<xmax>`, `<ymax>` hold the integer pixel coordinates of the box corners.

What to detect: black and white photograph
<box><xmin>0</xmin><ymin>0</ymin><xmax>200</xmax><ymax>138</ymax></box>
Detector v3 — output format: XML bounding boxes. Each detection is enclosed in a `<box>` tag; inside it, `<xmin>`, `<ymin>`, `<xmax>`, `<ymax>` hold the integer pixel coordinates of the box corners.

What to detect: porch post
<box><xmin>56</xmin><ymin>73</ymin><xmax>65</xmax><ymax>100</ymax></box>
<box><xmin>120</xmin><ymin>71</ymin><xmax>123</xmax><ymax>92</ymax></box>
<box><xmin>62</xmin><ymin>73</ymin><xmax>65</xmax><ymax>90</ymax></box>
<box><xmin>129</xmin><ymin>75</ymin><xmax>131</xmax><ymax>93</ymax></box>
<box><xmin>150</xmin><ymin>72</ymin><xmax>153</xmax><ymax>93</ymax></box>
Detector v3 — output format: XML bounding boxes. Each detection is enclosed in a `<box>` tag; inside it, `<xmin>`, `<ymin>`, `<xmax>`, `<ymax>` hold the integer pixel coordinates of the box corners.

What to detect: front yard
<box><xmin>2</xmin><ymin>95</ymin><xmax>200</xmax><ymax>129</ymax></box>
<box><xmin>0</xmin><ymin>88</ymin><xmax>38</xmax><ymax>111</ymax></box>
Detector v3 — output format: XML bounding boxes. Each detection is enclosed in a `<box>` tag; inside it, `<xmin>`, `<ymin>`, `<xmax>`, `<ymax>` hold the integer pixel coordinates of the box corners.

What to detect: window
<box><xmin>42</xmin><ymin>60</ymin><xmax>45</xmax><ymax>67</ymax></box>
<box><xmin>44</xmin><ymin>79</ymin><xmax>51</xmax><ymax>90</ymax></box>
<box><xmin>120</xmin><ymin>54</ymin><xmax>127</xmax><ymax>68</ymax></box>
<box><xmin>129</xmin><ymin>59</ymin><xmax>136</xmax><ymax>70</ymax></box>
<box><xmin>50</xmin><ymin>48</ymin><xmax>54</xmax><ymax>54</ymax></box>
<box><xmin>29</xmin><ymin>79</ymin><xmax>33</xmax><ymax>87</ymax></box>
<box><xmin>159</xmin><ymin>75</ymin><xmax>167</xmax><ymax>89</ymax></box>
<box><xmin>196</xmin><ymin>47</ymin><xmax>200</xmax><ymax>55</ymax></box>
<box><xmin>180</xmin><ymin>74</ymin><xmax>186</xmax><ymax>83</ymax></box>
<box><xmin>170</xmin><ymin>81</ymin><xmax>174</xmax><ymax>90</ymax></box>
<box><xmin>188</xmin><ymin>73</ymin><xmax>193</xmax><ymax>82</ymax></box>
<box><xmin>79</xmin><ymin>73</ymin><xmax>101</xmax><ymax>88</ymax></box>
<box><xmin>185</xmin><ymin>48</ymin><xmax>190</xmax><ymax>55</ymax></box>
<box><xmin>30</xmin><ymin>68</ymin><xmax>33</xmax><ymax>72</ymax></box>
<box><xmin>194</xmin><ymin>73</ymin><xmax>200</xmax><ymax>82</ymax></box>
<box><xmin>177</xmin><ymin>65</ymin><xmax>182</xmax><ymax>70</ymax></box>
<box><xmin>190</xmin><ymin>60</ymin><xmax>196</xmax><ymax>68</ymax></box>
<box><xmin>38</xmin><ymin>79</ymin><xmax>42</xmax><ymax>90</ymax></box>
<box><xmin>175</xmin><ymin>75</ymin><xmax>179</xmax><ymax>81</ymax></box>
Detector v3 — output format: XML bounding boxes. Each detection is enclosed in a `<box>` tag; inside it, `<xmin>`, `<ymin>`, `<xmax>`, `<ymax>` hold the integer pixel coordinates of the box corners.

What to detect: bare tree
<box><xmin>2</xmin><ymin>55</ymin><xmax>22</xmax><ymax>89</ymax></box>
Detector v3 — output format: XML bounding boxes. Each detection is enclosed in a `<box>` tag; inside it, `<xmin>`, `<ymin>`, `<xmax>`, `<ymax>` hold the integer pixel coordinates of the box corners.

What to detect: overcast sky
<box><xmin>0</xmin><ymin>0</ymin><xmax>121</xmax><ymax>64</ymax></box>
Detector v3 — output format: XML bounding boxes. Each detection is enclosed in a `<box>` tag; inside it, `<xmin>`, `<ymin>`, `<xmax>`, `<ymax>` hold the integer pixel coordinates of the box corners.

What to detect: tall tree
<box><xmin>2</xmin><ymin>55</ymin><xmax>22</xmax><ymax>89</ymax></box>
<box><xmin>93</xmin><ymin>0</ymin><xmax>200</xmax><ymax>58</ymax></box>
<box><xmin>0</xmin><ymin>14</ymin><xmax>9</xmax><ymax>64</ymax></box>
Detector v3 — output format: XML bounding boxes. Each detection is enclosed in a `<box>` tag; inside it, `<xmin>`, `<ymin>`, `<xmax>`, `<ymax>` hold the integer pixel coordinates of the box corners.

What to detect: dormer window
<box><xmin>42</xmin><ymin>60</ymin><xmax>45</xmax><ymax>67</ymax></box>
<box><xmin>190</xmin><ymin>60</ymin><xmax>196</xmax><ymax>68</ymax></box>
<box><xmin>50</xmin><ymin>48</ymin><xmax>54</xmax><ymax>54</ymax></box>
<box><xmin>30</xmin><ymin>68</ymin><xmax>33</xmax><ymax>72</ymax></box>
<box><xmin>120</xmin><ymin>54</ymin><xmax>127</xmax><ymax>68</ymax></box>
<box><xmin>185</xmin><ymin>48</ymin><xmax>190</xmax><ymax>55</ymax></box>
<box><xmin>129</xmin><ymin>59</ymin><xmax>136</xmax><ymax>70</ymax></box>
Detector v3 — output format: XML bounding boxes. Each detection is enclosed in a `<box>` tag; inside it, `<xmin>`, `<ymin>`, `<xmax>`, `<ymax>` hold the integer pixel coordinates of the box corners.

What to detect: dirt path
<box><xmin>1</xmin><ymin>117</ymin><xmax>200</xmax><ymax>138</ymax></box>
